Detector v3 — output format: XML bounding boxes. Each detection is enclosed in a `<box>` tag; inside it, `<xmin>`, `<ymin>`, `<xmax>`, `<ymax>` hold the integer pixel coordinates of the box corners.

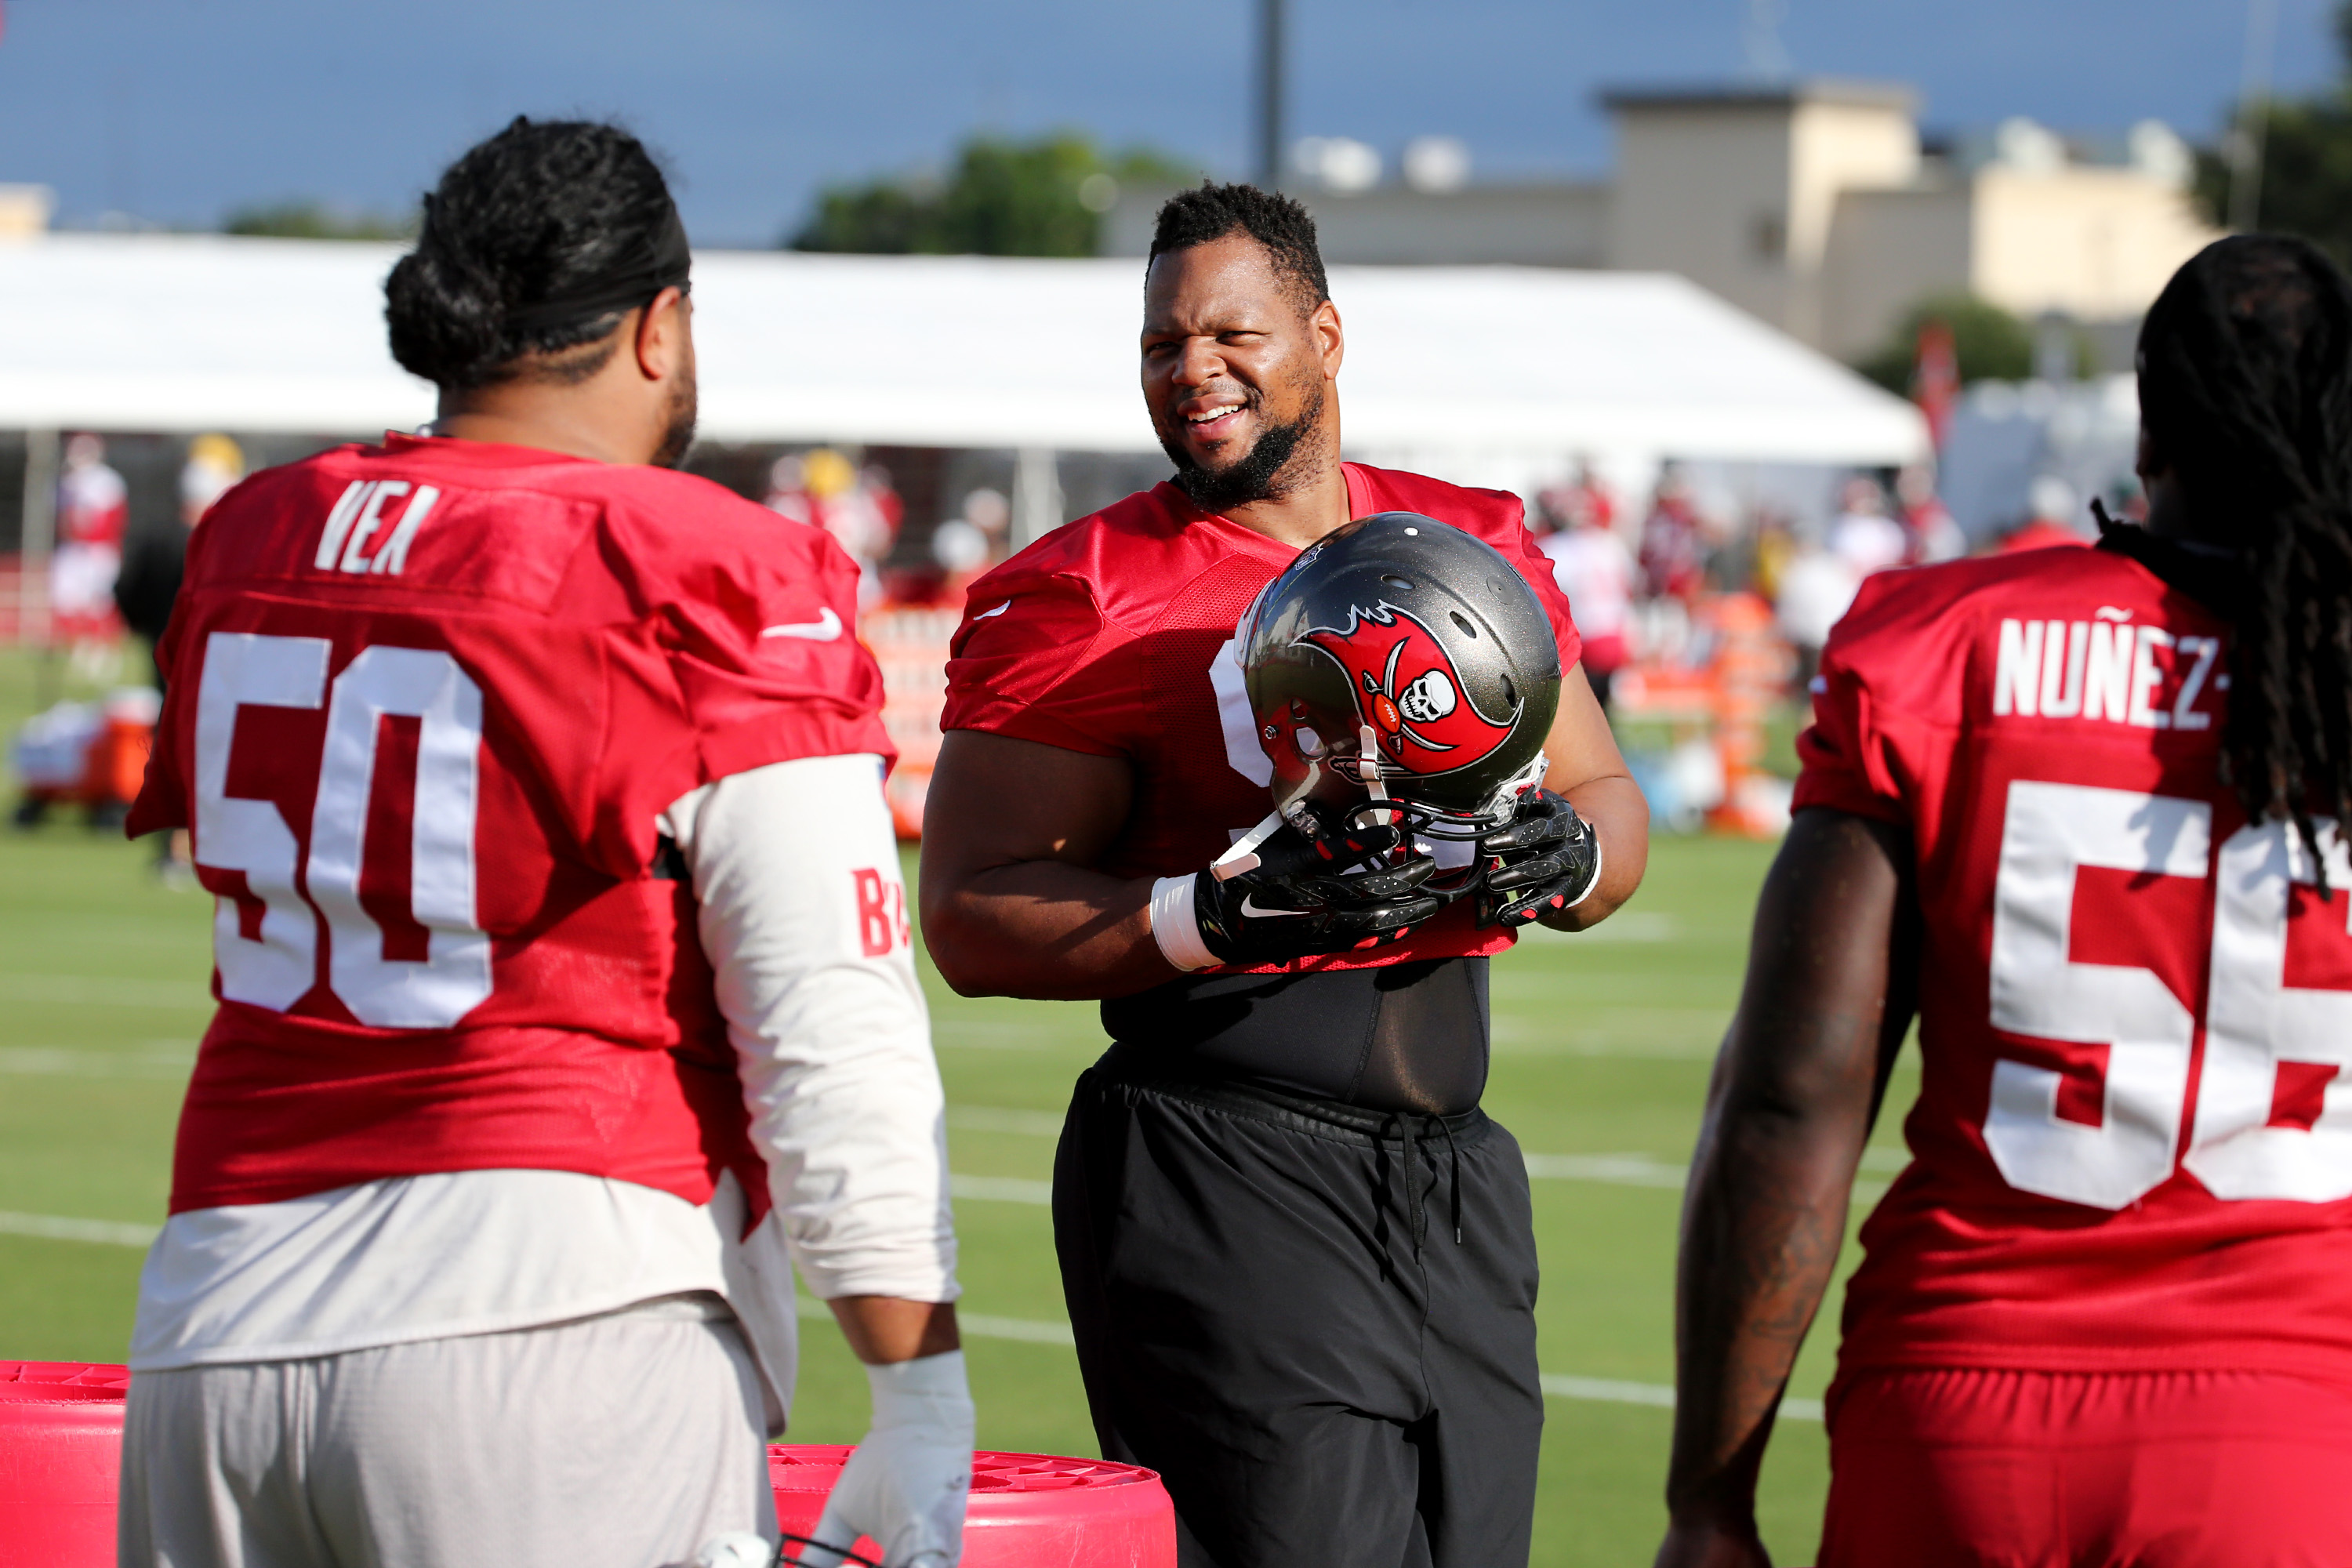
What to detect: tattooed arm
<box><xmin>1653</xmin><ymin>809</ymin><xmax>1917</xmax><ymax>1568</ymax></box>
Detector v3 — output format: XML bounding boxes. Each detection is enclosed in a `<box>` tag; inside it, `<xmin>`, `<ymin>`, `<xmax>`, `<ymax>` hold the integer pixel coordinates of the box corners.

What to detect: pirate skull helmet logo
<box><xmin>1298</xmin><ymin>602</ymin><xmax>1512</xmax><ymax>775</ymax></box>
<box><xmin>1238</xmin><ymin>511</ymin><xmax>1563</xmax><ymax>833</ymax></box>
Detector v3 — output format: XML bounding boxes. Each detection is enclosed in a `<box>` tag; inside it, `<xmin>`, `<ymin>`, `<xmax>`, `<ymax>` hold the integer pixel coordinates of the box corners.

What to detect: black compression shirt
<box><xmin>1098</xmin><ymin>956</ymin><xmax>1490</xmax><ymax>1116</ymax></box>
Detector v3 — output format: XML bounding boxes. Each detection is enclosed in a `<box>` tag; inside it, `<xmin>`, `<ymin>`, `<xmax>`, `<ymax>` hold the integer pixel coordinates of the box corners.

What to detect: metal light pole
<box><xmin>2230</xmin><ymin>0</ymin><xmax>2278</xmax><ymax>230</ymax></box>
<box><xmin>1258</xmin><ymin>0</ymin><xmax>1286</xmax><ymax>189</ymax></box>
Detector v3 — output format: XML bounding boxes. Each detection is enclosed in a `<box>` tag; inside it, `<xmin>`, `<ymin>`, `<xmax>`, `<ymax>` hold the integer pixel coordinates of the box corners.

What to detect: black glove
<box><xmin>1192</xmin><ymin>808</ymin><xmax>1450</xmax><ymax>966</ymax></box>
<box><xmin>1475</xmin><ymin>788</ymin><xmax>1602</xmax><ymax>929</ymax></box>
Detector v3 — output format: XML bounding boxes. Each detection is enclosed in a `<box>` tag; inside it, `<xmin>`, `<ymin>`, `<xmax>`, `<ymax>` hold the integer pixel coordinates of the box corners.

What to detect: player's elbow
<box><xmin>917</xmin><ymin>893</ymin><xmax>1015</xmax><ymax>998</ymax></box>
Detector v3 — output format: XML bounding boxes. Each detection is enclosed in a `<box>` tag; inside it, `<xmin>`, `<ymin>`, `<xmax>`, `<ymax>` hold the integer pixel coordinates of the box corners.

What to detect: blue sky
<box><xmin>2</xmin><ymin>0</ymin><xmax>2338</xmax><ymax>246</ymax></box>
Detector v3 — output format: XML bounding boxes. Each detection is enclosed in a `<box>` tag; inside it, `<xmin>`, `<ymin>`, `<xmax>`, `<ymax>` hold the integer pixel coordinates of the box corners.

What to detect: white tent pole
<box><xmin>1011</xmin><ymin>448</ymin><xmax>1062</xmax><ymax>549</ymax></box>
<box><xmin>18</xmin><ymin>427</ymin><xmax>57</xmax><ymax>648</ymax></box>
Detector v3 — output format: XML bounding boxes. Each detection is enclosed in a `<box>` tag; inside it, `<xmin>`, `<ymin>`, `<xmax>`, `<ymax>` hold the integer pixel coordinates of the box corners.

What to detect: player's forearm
<box><xmin>1664</xmin><ymin>1087</ymin><xmax>1865</xmax><ymax>1528</ymax></box>
<box><xmin>1664</xmin><ymin>809</ymin><xmax>1909</xmax><ymax>1529</ymax></box>
<box><xmin>829</xmin><ymin>1295</ymin><xmax>961</xmax><ymax>1364</ymax></box>
<box><xmin>923</xmin><ymin>860</ymin><xmax>1176</xmax><ymax>1000</ymax></box>
<box><xmin>1541</xmin><ymin>772</ymin><xmax>1649</xmax><ymax>931</ymax></box>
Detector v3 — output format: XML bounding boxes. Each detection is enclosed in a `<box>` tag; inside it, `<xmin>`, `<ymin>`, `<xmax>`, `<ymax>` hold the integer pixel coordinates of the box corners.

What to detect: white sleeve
<box><xmin>662</xmin><ymin>754</ymin><xmax>959</xmax><ymax>1305</ymax></box>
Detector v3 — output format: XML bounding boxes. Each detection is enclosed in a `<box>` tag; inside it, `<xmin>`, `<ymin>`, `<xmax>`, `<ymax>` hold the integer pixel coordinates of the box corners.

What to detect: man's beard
<box><xmin>1163</xmin><ymin>383</ymin><xmax>1325</xmax><ymax>513</ymax></box>
<box><xmin>652</xmin><ymin>373</ymin><xmax>699</xmax><ymax>470</ymax></box>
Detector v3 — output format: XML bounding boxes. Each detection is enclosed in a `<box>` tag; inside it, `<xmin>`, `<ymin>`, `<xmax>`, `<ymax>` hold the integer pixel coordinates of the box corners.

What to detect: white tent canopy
<box><xmin>0</xmin><ymin>234</ymin><xmax>1927</xmax><ymax>483</ymax></box>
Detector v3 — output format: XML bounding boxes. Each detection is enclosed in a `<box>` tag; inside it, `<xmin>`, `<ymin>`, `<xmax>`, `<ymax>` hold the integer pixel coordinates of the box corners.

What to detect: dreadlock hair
<box><xmin>1147</xmin><ymin>182</ymin><xmax>1330</xmax><ymax>317</ymax></box>
<box><xmin>386</xmin><ymin>118</ymin><xmax>677</xmax><ymax>390</ymax></box>
<box><xmin>2139</xmin><ymin>234</ymin><xmax>2352</xmax><ymax>873</ymax></box>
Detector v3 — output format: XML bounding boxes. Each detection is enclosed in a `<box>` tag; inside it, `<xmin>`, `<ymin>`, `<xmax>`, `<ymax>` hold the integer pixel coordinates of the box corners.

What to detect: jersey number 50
<box><xmin>1988</xmin><ymin>779</ymin><xmax>2352</xmax><ymax>1209</ymax></box>
<box><xmin>193</xmin><ymin>631</ymin><xmax>492</xmax><ymax>1030</ymax></box>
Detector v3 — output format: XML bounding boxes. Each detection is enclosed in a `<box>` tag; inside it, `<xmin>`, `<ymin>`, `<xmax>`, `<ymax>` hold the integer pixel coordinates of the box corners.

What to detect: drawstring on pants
<box><xmin>1380</xmin><ymin>1112</ymin><xmax>1465</xmax><ymax>1254</ymax></box>
<box><xmin>1439</xmin><ymin>1116</ymin><xmax>1463</xmax><ymax>1245</ymax></box>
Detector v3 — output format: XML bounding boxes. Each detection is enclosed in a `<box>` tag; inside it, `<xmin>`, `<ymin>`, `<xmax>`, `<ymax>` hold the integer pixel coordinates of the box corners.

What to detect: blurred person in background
<box><xmin>1773</xmin><ymin>528</ymin><xmax>1860</xmax><ymax>692</ymax></box>
<box><xmin>1640</xmin><ymin>465</ymin><xmax>1707</xmax><ymax>602</ymax></box>
<box><xmin>1827</xmin><ymin>476</ymin><xmax>1907</xmax><ymax>578</ymax></box>
<box><xmin>53</xmin><ymin>432</ymin><xmax>129</xmax><ymax>680</ymax></box>
<box><xmin>1540</xmin><ymin>457</ymin><xmax>1616</xmax><ymax>539</ymax></box>
<box><xmin>1541</xmin><ymin>481</ymin><xmax>1638</xmax><ymax>710</ymax></box>
<box><xmin>762</xmin><ymin>452</ymin><xmax>810</xmax><ymax>521</ymax></box>
<box><xmin>1997</xmin><ymin>474</ymin><xmax>2092</xmax><ymax>554</ymax></box>
<box><xmin>930</xmin><ymin>486</ymin><xmax>1011</xmax><ymax>595</ymax></box>
<box><xmin>1748</xmin><ymin>510</ymin><xmax>1796</xmax><ymax>604</ymax></box>
<box><xmin>766</xmin><ymin>448</ymin><xmax>899</xmax><ymax>609</ymax></box>
<box><xmin>1896</xmin><ymin>463</ymin><xmax>1965</xmax><ymax>564</ymax></box>
<box><xmin>115</xmin><ymin>434</ymin><xmax>245</xmax><ymax>881</ymax></box>
<box><xmin>117</xmin><ymin>434</ymin><xmax>246</xmax><ymax>690</ymax></box>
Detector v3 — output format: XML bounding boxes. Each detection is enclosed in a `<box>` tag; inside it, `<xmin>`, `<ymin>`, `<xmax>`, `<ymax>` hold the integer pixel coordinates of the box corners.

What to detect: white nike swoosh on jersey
<box><xmin>760</xmin><ymin>608</ymin><xmax>844</xmax><ymax>641</ymax></box>
<box><xmin>1238</xmin><ymin>896</ymin><xmax>1312</xmax><ymax>919</ymax></box>
<box><xmin>976</xmin><ymin>600</ymin><xmax>1012</xmax><ymax>619</ymax></box>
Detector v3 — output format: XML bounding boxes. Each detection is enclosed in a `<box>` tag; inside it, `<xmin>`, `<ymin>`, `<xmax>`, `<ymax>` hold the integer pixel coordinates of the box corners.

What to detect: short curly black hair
<box><xmin>1147</xmin><ymin>182</ymin><xmax>1329</xmax><ymax>316</ymax></box>
<box><xmin>385</xmin><ymin>118</ymin><xmax>677</xmax><ymax>390</ymax></box>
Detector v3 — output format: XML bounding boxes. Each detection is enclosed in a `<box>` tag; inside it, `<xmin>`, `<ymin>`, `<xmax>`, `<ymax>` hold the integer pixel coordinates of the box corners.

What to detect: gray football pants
<box><xmin>118</xmin><ymin>1294</ymin><xmax>777</xmax><ymax>1568</ymax></box>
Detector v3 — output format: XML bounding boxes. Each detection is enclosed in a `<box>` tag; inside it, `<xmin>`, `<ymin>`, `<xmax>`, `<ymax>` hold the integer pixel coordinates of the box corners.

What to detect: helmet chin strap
<box><xmin>1359</xmin><ymin>724</ymin><xmax>1391</xmax><ymax>804</ymax></box>
<box><xmin>1210</xmin><ymin>808</ymin><xmax>1288</xmax><ymax>883</ymax></box>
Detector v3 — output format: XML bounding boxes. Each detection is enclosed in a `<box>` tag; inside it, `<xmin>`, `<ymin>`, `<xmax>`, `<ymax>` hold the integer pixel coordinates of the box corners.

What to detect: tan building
<box><xmin>1610</xmin><ymin>84</ymin><xmax>2222</xmax><ymax>360</ymax></box>
<box><xmin>1104</xmin><ymin>81</ymin><xmax>2222</xmax><ymax>365</ymax></box>
<box><xmin>0</xmin><ymin>186</ymin><xmax>53</xmax><ymax>240</ymax></box>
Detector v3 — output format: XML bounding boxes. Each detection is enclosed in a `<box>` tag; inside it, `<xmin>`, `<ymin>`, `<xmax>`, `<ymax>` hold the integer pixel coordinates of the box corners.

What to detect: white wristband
<box><xmin>1563</xmin><ymin>838</ymin><xmax>1605</xmax><ymax>909</ymax></box>
<box><xmin>1149</xmin><ymin>873</ymin><xmax>1219</xmax><ymax>972</ymax></box>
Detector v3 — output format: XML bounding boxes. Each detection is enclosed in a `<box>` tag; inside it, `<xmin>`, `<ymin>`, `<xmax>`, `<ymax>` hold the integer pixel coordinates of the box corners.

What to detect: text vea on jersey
<box><xmin>1991</xmin><ymin>610</ymin><xmax>2221</xmax><ymax>731</ymax></box>
<box><xmin>314</xmin><ymin>480</ymin><xmax>443</xmax><ymax>578</ymax></box>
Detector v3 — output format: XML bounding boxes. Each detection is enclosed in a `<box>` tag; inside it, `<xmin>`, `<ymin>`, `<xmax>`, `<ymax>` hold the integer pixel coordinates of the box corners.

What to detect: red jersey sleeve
<box><xmin>1345</xmin><ymin>465</ymin><xmax>1581</xmax><ymax>674</ymax></box>
<box><xmin>1484</xmin><ymin>500</ymin><xmax>1584</xmax><ymax>676</ymax></box>
<box><xmin>589</xmin><ymin>489</ymin><xmax>893</xmax><ymax>874</ymax></box>
<box><xmin>939</xmin><ymin>567</ymin><xmax>1134</xmax><ymax>759</ymax></box>
<box><xmin>1791</xmin><ymin>568</ymin><xmax>1969</xmax><ymax>825</ymax></box>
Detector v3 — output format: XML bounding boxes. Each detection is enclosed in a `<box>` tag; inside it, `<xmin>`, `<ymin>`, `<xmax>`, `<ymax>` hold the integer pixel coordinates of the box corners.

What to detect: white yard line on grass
<box><xmin>1541</xmin><ymin>1374</ymin><xmax>1823</xmax><ymax>1422</ymax></box>
<box><xmin>0</xmin><ymin>1047</ymin><xmax>195</xmax><ymax>1077</ymax></box>
<box><xmin>1523</xmin><ymin>1153</ymin><xmax>1689</xmax><ymax>1188</ymax></box>
<box><xmin>0</xmin><ymin>1210</ymin><xmax>161</xmax><ymax>1247</ymax></box>
<box><xmin>946</xmin><ymin>1106</ymin><xmax>1067</xmax><ymax>1138</ymax></box>
<box><xmin>1523</xmin><ymin>1150</ymin><xmax>1903</xmax><ymax>1194</ymax></box>
<box><xmin>949</xmin><ymin>1174</ymin><xmax>1055</xmax><ymax>1206</ymax></box>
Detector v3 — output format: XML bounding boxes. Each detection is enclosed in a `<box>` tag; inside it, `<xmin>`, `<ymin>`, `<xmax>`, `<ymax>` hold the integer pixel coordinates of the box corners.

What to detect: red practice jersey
<box><xmin>942</xmin><ymin>462</ymin><xmax>1581</xmax><ymax>973</ymax></box>
<box><xmin>129</xmin><ymin>434</ymin><xmax>890</xmax><ymax>1214</ymax></box>
<box><xmin>1797</xmin><ymin>541</ymin><xmax>2352</xmax><ymax>1383</ymax></box>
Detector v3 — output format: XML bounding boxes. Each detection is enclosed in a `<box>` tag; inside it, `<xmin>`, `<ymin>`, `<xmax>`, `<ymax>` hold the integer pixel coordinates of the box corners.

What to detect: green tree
<box><xmin>789</xmin><ymin>132</ymin><xmax>1195</xmax><ymax>256</ymax></box>
<box><xmin>223</xmin><ymin>201</ymin><xmax>415</xmax><ymax>241</ymax></box>
<box><xmin>2192</xmin><ymin>0</ymin><xmax>2352</xmax><ymax>263</ymax></box>
<box><xmin>1855</xmin><ymin>292</ymin><xmax>2035</xmax><ymax>391</ymax></box>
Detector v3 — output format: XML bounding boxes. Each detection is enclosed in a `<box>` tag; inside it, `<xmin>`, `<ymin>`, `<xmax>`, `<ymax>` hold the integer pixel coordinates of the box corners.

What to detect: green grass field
<box><xmin>0</xmin><ymin>647</ymin><xmax>1912</xmax><ymax>1566</ymax></box>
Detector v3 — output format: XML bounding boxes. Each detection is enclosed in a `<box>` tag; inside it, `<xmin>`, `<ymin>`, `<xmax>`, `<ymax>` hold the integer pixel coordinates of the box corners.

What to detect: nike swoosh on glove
<box><xmin>1474</xmin><ymin>788</ymin><xmax>1602</xmax><ymax>928</ymax></box>
<box><xmin>800</xmin><ymin>1350</ymin><xmax>974</xmax><ymax>1568</ymax></box>
<box><xmin>1194</xmin><ymin>808</ymin><xmax>1448</xmax><ymax>966</ymax></box>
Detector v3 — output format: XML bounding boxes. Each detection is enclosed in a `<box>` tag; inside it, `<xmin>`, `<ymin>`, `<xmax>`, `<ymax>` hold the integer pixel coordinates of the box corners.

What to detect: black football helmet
<box><xmin>1239</xmin><ymin>512</ymin><xmax>1561</xmax><ymax>842</ymax></box>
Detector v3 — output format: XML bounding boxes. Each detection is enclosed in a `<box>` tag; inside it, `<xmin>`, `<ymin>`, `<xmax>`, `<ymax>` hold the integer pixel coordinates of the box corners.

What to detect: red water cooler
<box><xmin>770</xmin><ymin>1445</ymin><xmax>1174</xmax><ymax>1567</ymax></box>
<box><xmin>0</xmin><ymin>1361</ymin><xmax>1176</xmax><ymax>1568</ymax></box>
<box><xmin>0</xmin><ymin>1363</ymin><xmax>131</xmax><ymax>1568</ymax></box>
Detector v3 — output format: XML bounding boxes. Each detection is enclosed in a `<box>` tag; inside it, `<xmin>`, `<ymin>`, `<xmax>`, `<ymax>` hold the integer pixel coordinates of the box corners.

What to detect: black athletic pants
<box><xmin>1053</xmin><ymin>1044</ymin><xmax>1544</xmax><ymax>1568</ymax></box>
